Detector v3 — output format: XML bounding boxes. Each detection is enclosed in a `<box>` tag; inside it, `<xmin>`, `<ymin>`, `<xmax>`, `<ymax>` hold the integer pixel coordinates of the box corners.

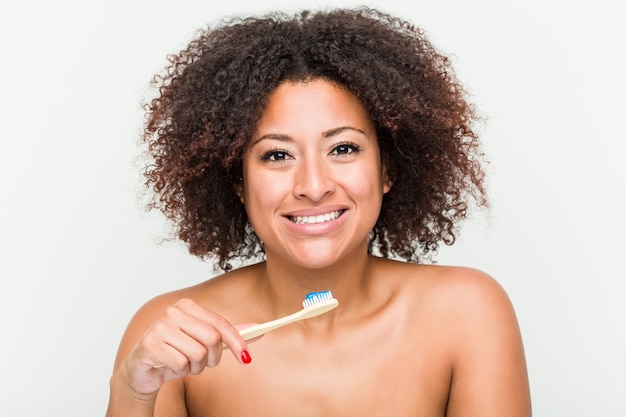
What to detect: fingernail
<box><xmin>241</xmin><ymin>350</ymin><xmax>252</xmax><ymax>364</ymax></box>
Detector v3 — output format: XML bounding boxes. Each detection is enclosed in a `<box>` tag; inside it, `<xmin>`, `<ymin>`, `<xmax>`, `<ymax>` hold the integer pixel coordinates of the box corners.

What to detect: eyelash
<box><xmin>331</xmin><ymin>141</ymin><xmax>362</xmax><ymax>156</ymax></box>
<box><xmin>260</xmin><ymin>148</ymin><xmax>291</xmax><ymax>162</ymax></box>
<box><xmin>258</xmin><ymin>142</ymin><xmax>362</xmax><ymax>162</ymax></box>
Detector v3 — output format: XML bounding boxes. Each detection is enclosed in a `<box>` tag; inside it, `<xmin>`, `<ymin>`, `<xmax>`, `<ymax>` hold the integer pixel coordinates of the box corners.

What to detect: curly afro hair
<box><xmin>142</xmin><ymin>7</ymin><xmax>487</xmax><ymax>271</ymax></box>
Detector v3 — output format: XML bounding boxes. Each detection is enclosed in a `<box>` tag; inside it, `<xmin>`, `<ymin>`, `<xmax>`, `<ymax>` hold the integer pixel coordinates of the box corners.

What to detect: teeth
<box><xmin>290</xmin><ymin>210</ymin><xmax>342</xmax><ymax>224</ymax></box>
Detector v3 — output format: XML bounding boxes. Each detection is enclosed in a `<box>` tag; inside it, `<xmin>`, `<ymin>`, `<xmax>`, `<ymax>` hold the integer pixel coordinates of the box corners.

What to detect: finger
<box><xmin>161</xmin><ymin>311</ymin><xmax>220</xmax><ymax>372</ymax></box>
<box><xmin>138</xmin><ymin>320</ymin><xmax>196</xmax><ymax>375</ymax></box>
<box><xmin>222</xmin><ymin>323</ymin><xmax>264</xmax><ymax>350</ymax></box>
<box><xmin>173</xmin><ymin>299</ymin><xmax>251</xmax><ymax>365</ymax></box>
<box><xmin>140</xmin><ymin>305</ymin><xmax>214</xmax><ymax>374</ymax></box>
<box><xmin>151</xmin><ymin>341</ymin><xmax>192</xmax><ymax>376</ymax></box>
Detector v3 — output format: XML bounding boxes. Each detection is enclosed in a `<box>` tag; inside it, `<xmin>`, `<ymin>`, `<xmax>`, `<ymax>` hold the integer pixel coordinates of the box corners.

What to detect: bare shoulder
<box><xmin>389</xmin><ymin>262</ymin><xmax>531</xmax><ymax>416</ymax></box>
<box><xmin>424</xmin><ymin>265</ymin><xmax>514</xmax><ymax>313</ymax></box>
<box><xmin>374</xmin><ymin>259</ymin><xmax>530</xmax><ymax>416</ymax></box>
<box><xmin>375</xmin><ymin>259</ymin><xmax>512</xmax><ymax>315</ymax></box>
<box><xmin>373</xmin><ymin>260</ymin><xmax>520</xmax><ymax>340</ymax></box>
<box><xmin>419</xmin><ymin>266</ymin><xmax>521</xmax><ymax>344</ymax></box>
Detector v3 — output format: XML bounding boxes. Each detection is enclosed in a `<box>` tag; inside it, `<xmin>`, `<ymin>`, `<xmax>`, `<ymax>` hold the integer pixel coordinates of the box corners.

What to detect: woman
<box><xmin>107</xmin><ymin>7</ymin><xmax>531</xmax><ymax>416</ymax></box>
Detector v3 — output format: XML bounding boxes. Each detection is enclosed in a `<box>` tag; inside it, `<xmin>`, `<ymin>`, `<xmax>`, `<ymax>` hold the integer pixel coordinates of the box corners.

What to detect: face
<box><xmin>240</xmin><ymin>79</ymin><xmax>390</xmax><ymax>269</ymax></box>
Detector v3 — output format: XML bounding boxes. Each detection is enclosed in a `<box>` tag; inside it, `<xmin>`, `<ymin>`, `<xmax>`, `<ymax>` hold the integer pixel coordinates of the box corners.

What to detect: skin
<box><xmin>106</xmin><ymin>80</ymin><xmax>531</xmax><ymax>417</ymax></box>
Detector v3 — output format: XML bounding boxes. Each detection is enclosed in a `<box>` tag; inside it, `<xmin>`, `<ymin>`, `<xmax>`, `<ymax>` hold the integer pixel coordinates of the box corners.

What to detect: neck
<box><xmin>257</xmin><ymin>249</ymin><xmax>375</xmax><ymax>317</ymax></box>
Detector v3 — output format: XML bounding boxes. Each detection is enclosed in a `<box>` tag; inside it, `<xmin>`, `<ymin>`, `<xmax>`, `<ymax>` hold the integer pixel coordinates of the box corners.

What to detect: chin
<box><xmin>279</xmin><ymin>241</ymin><xmax>366</xmax><ymax>270</ymax></box>
<box><xmin>282</xmin><ymin>251</ymin><xmax>338</xmax><ymax>269</ymax></box>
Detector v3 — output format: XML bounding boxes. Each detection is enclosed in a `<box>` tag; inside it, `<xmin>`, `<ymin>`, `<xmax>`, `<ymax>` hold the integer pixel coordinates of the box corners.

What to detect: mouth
<box><xmin>287</xmin><ymin>210</ymin><xmax>345</xmax><ymax>225</ymax></box>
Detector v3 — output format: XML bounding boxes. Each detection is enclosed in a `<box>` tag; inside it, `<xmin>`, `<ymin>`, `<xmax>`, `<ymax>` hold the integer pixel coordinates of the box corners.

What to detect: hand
<box><xmin>121</xmin><ymin>298</ymin><xmax>252</xmax><ymax>396</ymax></box>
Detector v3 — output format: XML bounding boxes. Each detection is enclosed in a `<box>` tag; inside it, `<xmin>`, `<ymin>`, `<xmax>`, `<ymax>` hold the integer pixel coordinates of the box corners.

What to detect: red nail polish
<box><xmin>241</xmin><ymin>350</ymin><xmax>252</xmax><ymax>364</ymax></box>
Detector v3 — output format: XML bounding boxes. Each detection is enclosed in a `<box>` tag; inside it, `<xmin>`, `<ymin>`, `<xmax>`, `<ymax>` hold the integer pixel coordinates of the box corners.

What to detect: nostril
<box><xmin>293</xmin><ymin>165</ymin><xmax>335</xmax><ymax>201</ymax></box>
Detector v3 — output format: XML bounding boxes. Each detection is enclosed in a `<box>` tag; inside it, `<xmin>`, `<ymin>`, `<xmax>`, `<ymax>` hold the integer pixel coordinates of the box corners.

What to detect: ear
<box><xmin>383</xmin><ymin>179</ymin><xmax>392</xmax><ymax>194</ymax></box>
<box><xmin>382</xmin><ymin>164</ymin><xmax>393</xmax><ymax>194</ymax></box>
<box><xmin>233</xmin><ymin>180</ymin><xmax>244</xmax><ymax>203</ymax></box>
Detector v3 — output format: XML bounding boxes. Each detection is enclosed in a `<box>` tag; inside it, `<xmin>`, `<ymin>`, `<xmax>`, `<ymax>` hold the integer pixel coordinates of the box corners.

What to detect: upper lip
<box><xmin>282</xmin><ymin>206</ymin><xmax>348</xmax><ymax>218</ymax></box>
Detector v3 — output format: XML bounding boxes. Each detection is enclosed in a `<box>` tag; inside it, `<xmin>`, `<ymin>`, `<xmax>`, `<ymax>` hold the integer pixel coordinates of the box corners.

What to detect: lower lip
<box><xmin>282</xmin><ymin>211</ymin><xmax>347</xmax><ymax>235</ymax></box>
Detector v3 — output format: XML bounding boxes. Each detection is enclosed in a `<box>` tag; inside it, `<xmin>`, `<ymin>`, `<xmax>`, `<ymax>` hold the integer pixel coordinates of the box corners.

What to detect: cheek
<box><xmin>242</xmin><ymin>170</ymin><xmax>289</xmax><ymax>225</ymax></box>
<box><xmin>246</xmin><ymin>170</ymin><xmax>289</xmax><ymax>198</ymax></box>
<box><xmin>342</xmin><ymin>164</ymin><xmax>385</xmax><ymax>196</ymax></box>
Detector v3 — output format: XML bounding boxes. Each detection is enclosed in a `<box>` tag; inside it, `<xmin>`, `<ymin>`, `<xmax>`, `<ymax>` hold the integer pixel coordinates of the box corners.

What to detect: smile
<box><xmin>288</xmin><ymin>210</ymin><xmax>344</xmax><ymax>225</ymax></box>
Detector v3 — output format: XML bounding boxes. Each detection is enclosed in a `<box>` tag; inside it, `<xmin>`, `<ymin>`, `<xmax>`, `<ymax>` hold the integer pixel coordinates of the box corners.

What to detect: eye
<box><xmin>331</xmin><ymin>142</ymin><xmax>362</xmax><ymax>156</ymax></box>
<box><xmin>260</xmin><ymin>148</ymin><xmax>292</xmax><ymax>162</ymax></box>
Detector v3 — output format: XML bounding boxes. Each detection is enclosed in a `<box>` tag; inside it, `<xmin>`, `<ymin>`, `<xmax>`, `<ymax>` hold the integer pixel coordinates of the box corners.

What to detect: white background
<box><xmin>1</xmin><ymin>0</ymin><xmax>624</xmax><ymax>415</ymax></box>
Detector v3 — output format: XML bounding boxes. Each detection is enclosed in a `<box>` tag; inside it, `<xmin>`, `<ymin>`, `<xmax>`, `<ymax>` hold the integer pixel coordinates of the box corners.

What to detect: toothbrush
<box><xmin>238</xmin><ymin>290</ymin><xmax>339</xmax><ymax>341</ymax></box>
<box><xmin>152</xmin><ymin>291</ymin><xmax>339</xmax><ymax>367</ymax></box>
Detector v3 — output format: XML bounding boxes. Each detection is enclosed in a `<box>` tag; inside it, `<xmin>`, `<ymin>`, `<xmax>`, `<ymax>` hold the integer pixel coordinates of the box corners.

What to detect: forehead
<box><xmin>253</xmin><ymin>79</ymin><xmax>374</xmax><ymax>137</ymax></box>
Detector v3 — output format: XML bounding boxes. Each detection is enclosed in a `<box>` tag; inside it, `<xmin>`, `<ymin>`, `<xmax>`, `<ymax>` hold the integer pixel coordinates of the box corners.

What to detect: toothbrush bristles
<box><xmin>302</xmin><ymin>290</ymin><xmax>335</xmax><ymax>308</ymax></box>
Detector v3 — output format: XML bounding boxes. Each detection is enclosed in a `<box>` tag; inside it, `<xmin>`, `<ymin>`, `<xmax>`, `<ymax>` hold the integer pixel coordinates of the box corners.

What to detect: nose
<box><xmin>293</xmin><ymin>156</ymin><xmax>335</xmax><ymax>201</ymax></box>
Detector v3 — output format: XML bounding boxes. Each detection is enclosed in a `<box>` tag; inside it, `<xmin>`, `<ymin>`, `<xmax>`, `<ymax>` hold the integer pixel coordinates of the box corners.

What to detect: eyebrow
<box><xmin>250</xmin><ymin>126</ymin><xmax>367</xmax><ymax>147</ymax></box>
<box><xmin>323</xmin><ymin>126</ymin><xmax>367</xmax><ymax>138</ymax></box>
